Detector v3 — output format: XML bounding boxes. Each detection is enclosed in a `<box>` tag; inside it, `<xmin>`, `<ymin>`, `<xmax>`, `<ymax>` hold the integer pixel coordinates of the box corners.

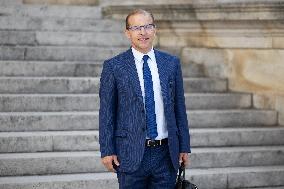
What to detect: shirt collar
<box><xmin>131</xmin><ymin>47</ymin><xmax>155</xmax><ymax>63</ymax></box>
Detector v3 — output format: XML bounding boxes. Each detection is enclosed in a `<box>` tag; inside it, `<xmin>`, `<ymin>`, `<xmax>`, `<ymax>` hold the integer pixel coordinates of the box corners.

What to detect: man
<box><xmin>99</xmin><ymin>9</ymin><xmax>191</xmax><ymax>189</ymax></box>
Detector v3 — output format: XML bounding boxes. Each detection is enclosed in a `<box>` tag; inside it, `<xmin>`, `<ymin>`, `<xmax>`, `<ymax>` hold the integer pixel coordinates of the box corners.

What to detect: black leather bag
<box><xmin>175</xmin><ymin>163</ymin><xmax>198</xmax><ymax>189</ymax></box>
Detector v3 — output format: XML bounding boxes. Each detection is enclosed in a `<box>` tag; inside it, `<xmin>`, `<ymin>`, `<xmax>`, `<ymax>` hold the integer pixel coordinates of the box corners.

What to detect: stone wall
<box><xmin>102</xmin><ymin>0</ymin><xmax>284</xmax><ymax>125</ymax></box>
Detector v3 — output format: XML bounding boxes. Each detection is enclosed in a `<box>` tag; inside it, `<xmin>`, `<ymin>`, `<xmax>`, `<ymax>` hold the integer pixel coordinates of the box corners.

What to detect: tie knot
<box><xmin>143</xmin><ymin>55</ymin><xmax>149</xmax><ymax>63</ymax></box>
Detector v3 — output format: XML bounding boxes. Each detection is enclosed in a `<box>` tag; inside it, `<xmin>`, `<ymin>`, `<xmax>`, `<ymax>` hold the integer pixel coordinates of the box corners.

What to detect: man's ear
<box><xmin>153</xmin><ymin>28</ymin><xmax>157</xmax><ymax>37</ymax></box>
<box><xmin>124</xmin><ymin>29</ymin><xmax>131</xmax><ymax>39</ymax></box>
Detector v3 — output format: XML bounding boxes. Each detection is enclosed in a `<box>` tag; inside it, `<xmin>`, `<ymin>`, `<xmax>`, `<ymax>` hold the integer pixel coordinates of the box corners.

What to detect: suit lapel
<box><xmin>155</xmin><ymin>49</ymin><xmax>169</xmax><ymax>105</ymax></box>
<box><xmin>123</xmin><ymin>49</ymin><xmax>144</xmax><ymax>105</ymax></box>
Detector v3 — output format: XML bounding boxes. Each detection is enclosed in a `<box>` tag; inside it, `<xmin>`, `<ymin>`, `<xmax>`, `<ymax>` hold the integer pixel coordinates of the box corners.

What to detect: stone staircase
<box><xmin>0</xmin><ymin>1</ymin><xmax>284</xmax><ymax>189</ymax></box>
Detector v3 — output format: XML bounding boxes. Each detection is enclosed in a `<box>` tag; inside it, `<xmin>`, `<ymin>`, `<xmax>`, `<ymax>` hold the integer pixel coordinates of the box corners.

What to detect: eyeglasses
<box><xmin>127</xmin><ymin>24</ymin><xmax>156</xmax><ymax>32</ymax></box>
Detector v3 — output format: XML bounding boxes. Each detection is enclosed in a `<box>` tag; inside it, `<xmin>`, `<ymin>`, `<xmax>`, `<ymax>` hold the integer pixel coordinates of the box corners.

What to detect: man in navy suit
<box><xmin>99</xmin><ymin>9</ymin><xmax>191</xmax><ymax>189</ymax></box>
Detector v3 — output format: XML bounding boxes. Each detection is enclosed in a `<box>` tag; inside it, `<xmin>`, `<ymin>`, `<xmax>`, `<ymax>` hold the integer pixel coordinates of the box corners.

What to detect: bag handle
<box><xmin>177</xmin><ymin>163</ymin><xmax>198</xmax><ymax>189</ymax></box>
<box><xmin>177</xmin><ymin>162</ymin><xmax>186</xmax><ymax>181</ymax></box>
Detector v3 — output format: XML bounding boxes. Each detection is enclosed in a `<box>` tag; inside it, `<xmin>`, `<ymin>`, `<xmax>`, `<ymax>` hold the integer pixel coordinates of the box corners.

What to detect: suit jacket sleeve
<box><xmin>174</xmin><ymin>57</ymin><xmax>191</xmax><ymax>153</ymax></box>
<box><xmin>99</xmin><ymin>60</ymin><xmax>117</xmax><ymax>158</ymax></box>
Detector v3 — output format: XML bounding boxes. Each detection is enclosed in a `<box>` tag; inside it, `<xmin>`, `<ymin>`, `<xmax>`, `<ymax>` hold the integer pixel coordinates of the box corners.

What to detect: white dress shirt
<box><xmin>131</xmin><ymin>47</ymin><xmax>168</xmax><ymax>140</ymax></box>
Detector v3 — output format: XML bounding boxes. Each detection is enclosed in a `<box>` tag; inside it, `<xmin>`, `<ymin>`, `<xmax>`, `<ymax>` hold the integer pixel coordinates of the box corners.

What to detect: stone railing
<box><xmin>102</xmin><ymin>0</ymin><xmax>284</xmax><ymax>125</ymax></box>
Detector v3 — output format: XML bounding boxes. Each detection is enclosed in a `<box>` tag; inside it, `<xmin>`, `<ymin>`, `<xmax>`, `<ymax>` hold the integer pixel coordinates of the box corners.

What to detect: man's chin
<box><xmin>139</xmin><ymin>45</ymin><xmax>152</xmax><ymax>51</ymax></box>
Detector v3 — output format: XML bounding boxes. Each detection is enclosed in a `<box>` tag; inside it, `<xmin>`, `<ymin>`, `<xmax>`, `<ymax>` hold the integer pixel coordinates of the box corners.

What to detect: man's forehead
<box><xmin>129</xmin><ymin>13</ymin><xmax>152</xmax><ymax>20</ymax></box>
<box><xmin>128</xmin><ymin>13</ymin><xmax>153</xmax><ymax>22</ymax></box>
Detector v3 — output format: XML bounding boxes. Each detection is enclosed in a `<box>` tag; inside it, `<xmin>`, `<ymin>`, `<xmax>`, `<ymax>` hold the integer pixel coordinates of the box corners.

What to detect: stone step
<box><xmin>0</xmin><ymin>94</ymin><xmax>99</xmax><ymax>112</ymax></box>
<box><xmin>0</xmin><ymin>93</ymin><xmax>250</xmax><ymax>112</ymax></box>
<box><xmin>0</xmin><ymin>61</ymin><xmax>103</xmax><ymax>77</ymax></box>
<box><xmin>0</xmin><ymin>4</ymin><xmax>102</xmax><ymax>19</ymax></box>
<box><xmin>0</xmin><ymin>165</ymin><xmax>284</xmax><ymax>189</ymax></box>
<box><xmin>0</xmin><ymin>46</ymin><xmax>126</xmax><ymax>61</ymax></box>
<box><xmin>0</xmin><ymin>110</ymin><xmax>277</xmax><ymax>131</ymax></box>
<box><xmin>23</xmin><ymin>0</ymin><xmax>99</xmax><ymax>6</ymax></box>
<box><xmin>0</xmin><ymin>78</ymin><xmax>101</xmax><ymax>94</ymax></box>
<box><xmin>191</xmin><ymin>127</ymin><xmax>284</xmax><ymax>147</ymax></box>
<box><xmin>0</xmin><ymin>31</ymin><xmax>129</xmax><ymax>46</ymax></box>
<box><xmin>1</xmin><ymin>127</ymin><xmax>284</xmax><ymax>153</ymax></box>
<box><xmin>184</xmin><ymin>78</ymin><xmax>227</xmax><ymax>92</ymax></box>
<box><xmin>0</xmin><ymin>146</ymin><xmax>283</xmax><ymax>176</ymax></box>
<box><xmin>101</xmin><ymin>0</ymin><xmax>189</xmax><ymax>6</ymax></box>
<box><xmin>190</xmin><ymin>146</ymin><xmax>284</xmax><ymax>169</ymax></box>
<box><xmin>185</xmin><ymin>93</ymin><xmax>251</xmax><ymax>109</ymax></box>
<box><xmin>191</xmin><ymin>166</ymin><xmax>284</xmax><ymax>189</ymax></box>
<box><xmin>190</xmin><ymin>109</ymin><xmax>277</xmax><ymax>127</ymax></box>
<box><xmin>0</xmin><ymin>61</ymin><xmax>205</xmax><ymax>77</ymax></box>
<box><xmin>0</xmin><ymin>131</ymin><xmax>100</xmax><ymax>153</ymax></box>
<box><xmin>102</xmin><ymin>1</ymin><xmax>284</xmax><ymax>21</ymax></box>
<box><xmin>0</xmin><ymin>16</ymin><xmax>124</xmax><ymax>32</ymax></box>
<box><xmin>0</xmin><ymin>0</ymin><xmax>22</xmax><ymax>6</ymax></box>
<box><xmin>240</xmin><ymin>187</ymin><xmax>284</xmax><ymax>189</ymax></box>
<box><xmin>0</xmin><ymin>112</ymin><xmax>98</xmax><ymax>132</ymax></box>
<box><xmin>0</xmin><ymin>60</ymin><xmax>102</xmax><ymax>77</ymax></box>
<box><xmin>101</xmin><ymin>0</ymin><xmax>284</xmax><ymax>6</ymax></box>
<box><xmin>239</xmin><ymin>187</ymin><xmax>284</xmax><ymax>189</ymax></box>
<box><xmin>0</xmin><ymin>151</ymin><xmax>105</xmax><ymax>176</ymax></box>
<box><xmin>0</xmin><ymin>77</ymin><xmax>226</xmax><ymax>94</ymax></box>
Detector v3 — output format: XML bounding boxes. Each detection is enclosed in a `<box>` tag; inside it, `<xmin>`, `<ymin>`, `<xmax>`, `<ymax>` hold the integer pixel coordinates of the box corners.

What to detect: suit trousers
<box><xmin>116</xmin><ymin>143</ymin><xmax>177</xmax><ymax>189</ymax></box>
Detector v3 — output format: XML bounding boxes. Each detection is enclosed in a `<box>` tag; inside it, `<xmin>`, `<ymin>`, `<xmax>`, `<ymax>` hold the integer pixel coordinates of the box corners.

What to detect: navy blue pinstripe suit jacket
<box><xmin>99</xmin><ymin>48</ymin><xmax>191</xmax><ymax>173</ymax></box>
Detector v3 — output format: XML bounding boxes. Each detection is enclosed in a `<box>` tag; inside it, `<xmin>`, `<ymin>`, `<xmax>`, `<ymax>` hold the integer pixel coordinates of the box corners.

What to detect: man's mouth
<box><xmin>138</xmin><ymin>38</ymin><xmax>149</xmax><ymax>41</ymax></box>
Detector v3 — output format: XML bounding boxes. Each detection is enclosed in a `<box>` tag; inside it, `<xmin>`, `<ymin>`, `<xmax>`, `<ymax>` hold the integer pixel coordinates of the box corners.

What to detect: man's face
<box><xmin>125</xmin><ymin>13</ymin><xmax>156</xmax><ymax>54</ymax></box>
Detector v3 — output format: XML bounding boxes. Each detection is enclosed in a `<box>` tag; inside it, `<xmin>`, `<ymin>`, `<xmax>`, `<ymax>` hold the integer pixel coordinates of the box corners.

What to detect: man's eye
<box><xmin>145</xmin><ymin>25</ymin><xmax>152</xmax><ymax>29</ymax></box>
<box><xmin>132</xmin><ymin>26</ymin><xmax>140</xmax><ymax>30</ymax></box>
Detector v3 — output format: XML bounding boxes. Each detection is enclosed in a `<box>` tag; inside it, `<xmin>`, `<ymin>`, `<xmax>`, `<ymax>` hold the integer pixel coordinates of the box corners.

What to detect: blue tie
<box><xmin>142</xmin><ymin>55</ymin><xmax>158</xmax><ymax>140</ymax></box>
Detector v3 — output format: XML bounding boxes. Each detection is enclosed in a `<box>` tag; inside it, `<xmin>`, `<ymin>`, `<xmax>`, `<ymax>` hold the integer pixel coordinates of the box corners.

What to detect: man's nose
<box><xmin>139</xmin><ymin>27</ymin><xmax>146</xmax><ymax>34</ymax></box>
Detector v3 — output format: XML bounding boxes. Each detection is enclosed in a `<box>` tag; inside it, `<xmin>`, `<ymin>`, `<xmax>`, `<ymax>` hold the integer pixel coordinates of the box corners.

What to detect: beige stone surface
<box><xmin>158</xmin><ymin>35</ymin><xmax>273</xmax><ymax>48</ymax></box>
<box><xmin>253</xmin><ymin>93</ymin><xmax>276</xmax><ymax>109</ymax></box>
<box><xmin>228</xmin><ymin>50</ymin><xmax>284</xmax><ymax>94</ymax></box>
<box><xmin>157</xmin><ymin>20</ymin><xmax>284</xmax><ymax>34</ymax></box>
<box><xmin>102</xmin><ymin>1</ymin><xmax>284</xmax><ymax>21</ymax></box>
<box><xmin>182</xmin><ymin>48</ymin><xmax>284</xmax><ymax>94</ymax></box>
<box><xmin>182</xmin><ymin>48</ymin><xmax>284</xmax><ymax>125</ymax></box>
<box><xmin>181</xmin><ymin>48</ymin><xmax>229</xmax><ymax>78</ymax></box>
<box><xmin>253</xmin><ymin>93</ymin><xmax>284</xmax><ymax>126</ymax></box>
<box><xmin>273</xmin><ymin>37</ymin><xmax>284</xmax><ymax>48</ymax></box>
<box><xmin>23</xmin><ymin>0</ymin><xmax>99</xmax><ymax>5</ymax></box>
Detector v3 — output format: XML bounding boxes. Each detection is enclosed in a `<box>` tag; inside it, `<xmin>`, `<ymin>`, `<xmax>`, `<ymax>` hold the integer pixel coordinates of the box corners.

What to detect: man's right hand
<box><xmin>101</xmin><ymin>155</ymin><xmax>120</xmax><ymax>172</ymax></box>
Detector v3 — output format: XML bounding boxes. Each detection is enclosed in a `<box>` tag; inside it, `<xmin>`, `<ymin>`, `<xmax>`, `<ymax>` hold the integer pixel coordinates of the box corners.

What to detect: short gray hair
<box><xmin>125</xmin><ymin>9</ymin><xmax>155</xmax><ymax>29</ymax></box>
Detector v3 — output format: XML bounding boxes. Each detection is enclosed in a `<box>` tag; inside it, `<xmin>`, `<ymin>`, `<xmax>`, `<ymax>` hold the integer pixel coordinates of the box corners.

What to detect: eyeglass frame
<box><xmin>127</xmin><ymin>23</ymin><xmax>156</xmax><ymax>32</ymax></box>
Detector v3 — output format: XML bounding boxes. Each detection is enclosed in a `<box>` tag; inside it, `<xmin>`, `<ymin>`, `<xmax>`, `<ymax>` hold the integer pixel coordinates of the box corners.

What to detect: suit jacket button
<box><xmin>141</xmin><ymin>109</ymin><xmax>145</xmax><ymax>113</ymax></box>
<box><xmin>142</xmin><ymin>127</ymin><xmax>146</xmax><ymax>132</ymax></box>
